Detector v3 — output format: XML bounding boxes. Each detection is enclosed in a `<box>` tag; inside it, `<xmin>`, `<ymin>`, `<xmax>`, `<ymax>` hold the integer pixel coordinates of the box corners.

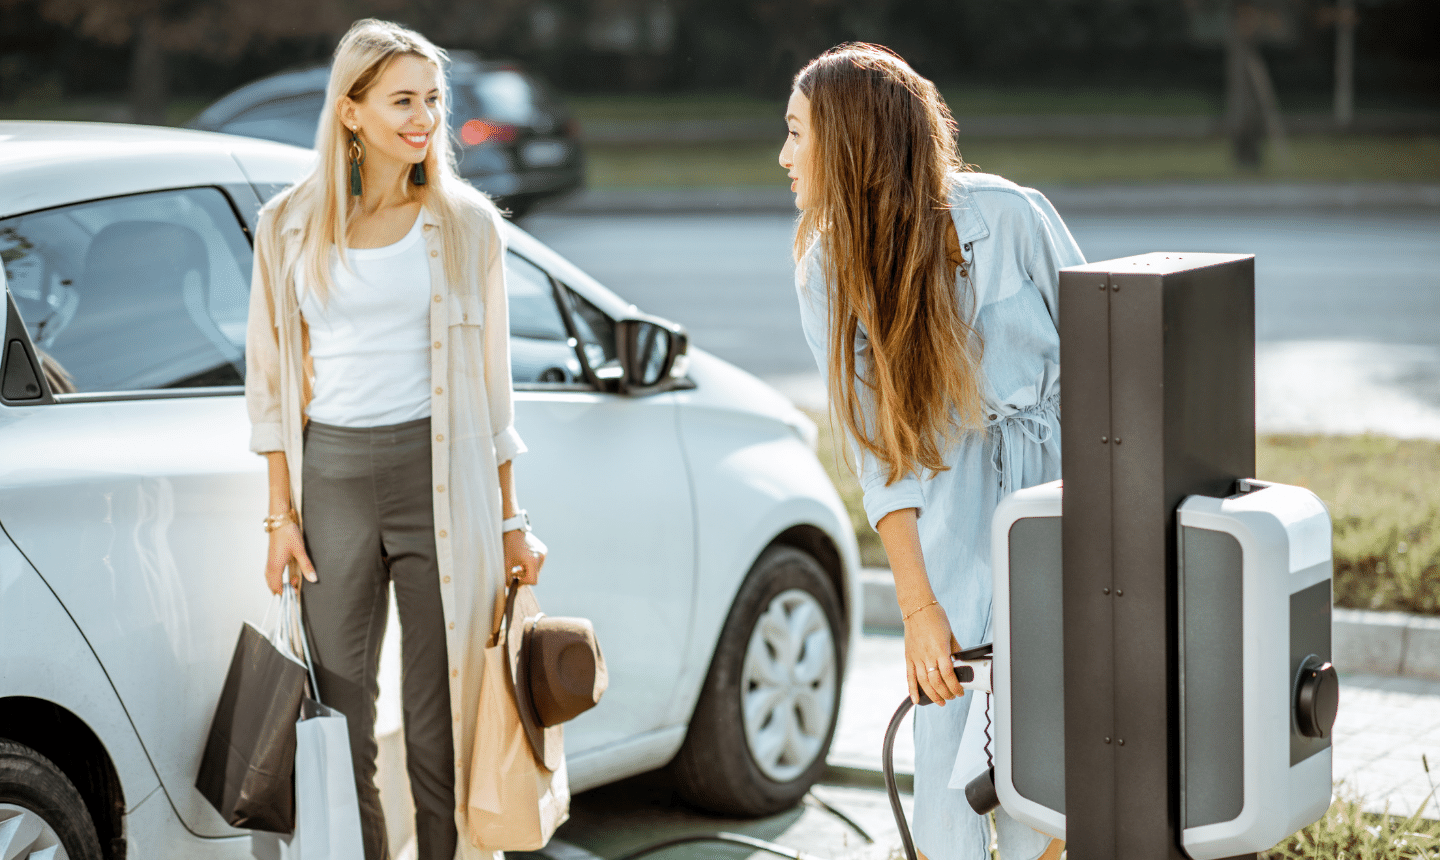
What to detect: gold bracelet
<box><xmin>902</xmin><ymin>599</ymin><xmax>938</xmax><ymax>622</ymax></box>
<box><xmin>263</xmin><ymin>510</ymin><xmax>298</xmax><ymax>533</ymax></box>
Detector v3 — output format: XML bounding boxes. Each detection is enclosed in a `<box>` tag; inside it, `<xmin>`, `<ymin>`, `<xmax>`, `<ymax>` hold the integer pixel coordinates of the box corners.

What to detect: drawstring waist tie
<box><xmin>987</xmin><ymin>393</ymin><xmax>1060</xmax><ymax>496</ymax></box>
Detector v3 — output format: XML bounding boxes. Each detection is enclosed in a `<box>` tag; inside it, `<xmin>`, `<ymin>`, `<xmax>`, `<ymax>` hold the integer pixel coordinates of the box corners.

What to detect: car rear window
<box><xmin>220</xmin><ymin>93</ymin><xmax>326</xmax><ymax>149</ymax></box>
<box><xmin>0</xmin><ymin>188</ymin><xmax>252</xmax><ymax>395</ymax></box>
<box><xmin>471</xmin><ymin>70</ymin><xmax>538</xmax><ymax>125</ymax></box>
<box><xmin>220</xmin><ymin>84</ymin><xmax>480</xmax><ymax>148</ymax></box>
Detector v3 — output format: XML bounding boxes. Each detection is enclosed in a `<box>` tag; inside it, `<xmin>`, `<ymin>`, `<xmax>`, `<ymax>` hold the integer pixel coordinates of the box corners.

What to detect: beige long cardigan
<box><xmin>245</xmin><ymin>198</ymin><xmax>523</xmax><ymax>860</ymax></box>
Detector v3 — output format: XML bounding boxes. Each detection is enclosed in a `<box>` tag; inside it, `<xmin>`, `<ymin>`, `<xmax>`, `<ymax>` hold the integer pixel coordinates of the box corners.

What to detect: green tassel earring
<box><xmin>348</xmin><ymin>129</ymin><xmax>366</xmax><ymax>197</ymax></box>
<box><xmin>411</xmin><ymin>161</ymin><xmax>427</xmax><ymax>186</ymax></box>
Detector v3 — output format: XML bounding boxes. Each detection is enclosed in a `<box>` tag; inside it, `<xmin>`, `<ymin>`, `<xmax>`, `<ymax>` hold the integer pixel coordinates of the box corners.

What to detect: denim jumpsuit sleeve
<box><xmin>794</xmin><ymin>172</ymin><xmax>1084</xmax><ymax>860</ymax></box>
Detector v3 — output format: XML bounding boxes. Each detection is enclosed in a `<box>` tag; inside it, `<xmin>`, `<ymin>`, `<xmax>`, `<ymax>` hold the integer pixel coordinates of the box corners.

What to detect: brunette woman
<box><xmin>246</xmin><ymin>19</ymin><xmax>545</xmax><ymax>860</ymax></box>
<box><xmin>781</xmin><ymin>44</ymin><xmax>1082</xmax><ymax>860</ymax></box>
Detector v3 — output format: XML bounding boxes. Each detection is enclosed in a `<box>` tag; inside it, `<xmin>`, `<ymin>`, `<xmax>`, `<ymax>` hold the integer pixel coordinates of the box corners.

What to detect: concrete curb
<box><xmin>861</xmin><ymin>568</ymin><xmax>1440</xmax><ymax>681</ymax></box>
<box><xmin>546</xmin><ymin>183</ymin><xmax>1440</xmax><ymax>216</ymax></box>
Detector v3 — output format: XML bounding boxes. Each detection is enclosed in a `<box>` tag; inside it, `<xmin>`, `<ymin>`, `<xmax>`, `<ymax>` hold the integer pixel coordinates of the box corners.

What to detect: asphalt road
<box><xmin>523</xmin><ymin>207</ymin><xmax>1440</xmax><ymax>437</ymax></box>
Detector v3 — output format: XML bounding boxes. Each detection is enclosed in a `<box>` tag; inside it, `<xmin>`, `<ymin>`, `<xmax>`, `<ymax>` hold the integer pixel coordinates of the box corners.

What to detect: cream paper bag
<box><xmin>465</xmin><ymin>586</ymin><xmax>570</xmax><ymax>850</ymax></box>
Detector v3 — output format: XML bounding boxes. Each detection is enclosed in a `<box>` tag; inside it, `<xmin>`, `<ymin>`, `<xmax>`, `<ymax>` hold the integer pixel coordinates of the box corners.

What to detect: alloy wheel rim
<box><xmin>0</xmin><ymin>802</ymin><xmax>70</xmax><ymax>860</ymax></box>
<box><xmin>740</xmin><ymin>587</ymin><xmax>838</xmax><ymax>783</ymax></box>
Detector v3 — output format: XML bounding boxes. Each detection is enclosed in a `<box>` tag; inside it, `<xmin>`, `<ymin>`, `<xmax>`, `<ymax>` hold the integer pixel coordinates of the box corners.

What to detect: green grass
<box><xmin>567</xmin><ymin>87</ymin><xmax>1225</xmax><ymax>125</ymax></box>
<box><xmin>1260</xmin><ymin>435</ymin><xmax>1440</xmax><ymax>615</ymax></box>
<box><xmin>567</xmin><ymin>93</ymin><xmax>786</xmax><ymax>123</ymax></box>
<box><xmin>811</xmin><ymin>412</ymin><xmax>1440</xmax><ymax>616</ymax></box>
<box><xmin>585</xmin><ymin>134</ymin><xmax>1440</xmax><ymax>188</ymax></box>
<box><xmin>941</xmin><ymin>86</ymin><xmax>1221</xmax><ymax>117</ymax></box>
<box><xmin>1261</xmin><ymin>777</ymin><xmax>1440</xmax><ymax>859</ymax></box>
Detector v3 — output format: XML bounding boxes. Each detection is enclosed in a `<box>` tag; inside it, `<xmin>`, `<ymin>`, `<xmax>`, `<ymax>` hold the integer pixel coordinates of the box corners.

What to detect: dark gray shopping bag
<box><xmin>196</xmin><ymin>617</ymin><xmax>307</xmax><ymax>832</ymax></box>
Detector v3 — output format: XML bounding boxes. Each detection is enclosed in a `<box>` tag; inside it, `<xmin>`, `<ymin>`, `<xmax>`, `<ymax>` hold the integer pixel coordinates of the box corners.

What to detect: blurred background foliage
<box><xmin>0</xmin><ymin>0</ymin><xmax>1436</xmax><ymax>122</ymax></box>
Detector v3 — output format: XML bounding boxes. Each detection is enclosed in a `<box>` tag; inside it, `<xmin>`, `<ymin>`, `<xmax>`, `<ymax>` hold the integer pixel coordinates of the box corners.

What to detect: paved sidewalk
<box><xmin>830</xmin><ymin>634</ymin><xmax>1440</xmax><ymax>818</ymax></box>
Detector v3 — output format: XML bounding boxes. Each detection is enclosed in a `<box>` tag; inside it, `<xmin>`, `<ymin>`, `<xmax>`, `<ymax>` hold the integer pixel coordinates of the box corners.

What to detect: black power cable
<box><xmin>884</xmin><ymin>644</ymin><xmax>997</xmax><ymax>860</ymax></box>
<box><xmin>803</xmin><ymin>791</ymin><xmax>875</xmax><ymax>844</ymax></box>
<box><xmin>884</xmin><ymin>694</ymin><xmax>926</xmax><ymax>860</ymax></box>
<box><xmin>611</xmin><ymin>832</ymin><xmax>818</xmax><ymax>860</ymax></box>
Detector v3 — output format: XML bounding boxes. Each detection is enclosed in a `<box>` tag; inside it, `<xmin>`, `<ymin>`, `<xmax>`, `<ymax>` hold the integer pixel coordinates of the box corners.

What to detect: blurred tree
<box><xmin>0</xmin><ymin>0</ymin><xmax>420</xmax><ymax>123</ymax></box>
<box><xmin>1186</xmin><ymin>0</ymin><xmax>1295</xmax><ymax>168</ymax></box>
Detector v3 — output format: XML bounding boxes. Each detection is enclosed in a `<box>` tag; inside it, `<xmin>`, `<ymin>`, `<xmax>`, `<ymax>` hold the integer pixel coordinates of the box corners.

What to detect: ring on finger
<box><xmin>925</xmin><ymin>666</ymin><xmax>939</xmax><ymax>674</ymax></box>
<box><xmin>510</xmin><ymin>564</ymin><xmax>524</xmax><ymax>574</ymax></box>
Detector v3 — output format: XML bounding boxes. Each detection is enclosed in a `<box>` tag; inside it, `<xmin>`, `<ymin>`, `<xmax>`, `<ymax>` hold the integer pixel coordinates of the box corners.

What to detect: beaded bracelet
<box><xmin>902</xmin><ymin>598</ymin><xmax>938</xmax><ymax>622</ymax></box>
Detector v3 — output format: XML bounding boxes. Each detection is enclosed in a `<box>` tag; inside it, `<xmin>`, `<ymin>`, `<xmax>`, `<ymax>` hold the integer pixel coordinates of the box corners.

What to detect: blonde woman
<box><xmin>781</xmin><ymin>45</ymin><xmax>1082</xmax><ymax>860</ymax></box>
<box><xmin>245</xmin><ymin>19</ymin><xmax>544</xmax><ymax>860</ymax></box>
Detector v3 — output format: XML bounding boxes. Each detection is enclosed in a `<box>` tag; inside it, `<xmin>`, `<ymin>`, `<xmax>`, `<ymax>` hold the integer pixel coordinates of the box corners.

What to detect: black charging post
<box><xmin>1059</xmin><ymin>253</ymin><xmax>1257</xmax><ymax>860</ymax></box>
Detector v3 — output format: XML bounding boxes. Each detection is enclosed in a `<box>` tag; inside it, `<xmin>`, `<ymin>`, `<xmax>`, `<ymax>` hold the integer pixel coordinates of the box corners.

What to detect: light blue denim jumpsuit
<box><xmin>796</xmin><ymin>172</ymin><xmax>1085</xmax><ymax>860</ymax></box>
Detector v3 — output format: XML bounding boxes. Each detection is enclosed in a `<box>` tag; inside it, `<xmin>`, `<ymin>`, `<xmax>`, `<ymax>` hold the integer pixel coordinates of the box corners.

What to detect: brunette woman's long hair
<box><xmin>794</xmin><ymin>43</ymin><xmax>984</xmax><ymax>486</ymax></box>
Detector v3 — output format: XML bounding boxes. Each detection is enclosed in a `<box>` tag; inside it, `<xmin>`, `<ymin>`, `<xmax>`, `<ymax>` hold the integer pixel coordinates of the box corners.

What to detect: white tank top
<box><xmin>297</xmin><ymin>211</ymin><xmax>432</xmax><ymax>427</ymax></box>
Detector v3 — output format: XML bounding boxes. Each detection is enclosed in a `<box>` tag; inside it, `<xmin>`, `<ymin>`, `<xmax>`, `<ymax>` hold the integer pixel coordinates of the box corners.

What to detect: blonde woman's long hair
<box><xmin>264</xmin><ymin>18</ymin><xmax>499</xmax><ymax>303</ymax></box>
<box><xmin>794</xmin><ymin>43</ymin><xmax>984</xmax><ymax>486</ymax></box>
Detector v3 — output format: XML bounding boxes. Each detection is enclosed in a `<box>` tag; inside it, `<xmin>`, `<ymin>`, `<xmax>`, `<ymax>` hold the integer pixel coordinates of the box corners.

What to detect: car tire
<box><xmin>0</xmin><ymin>739</ymin><xmax>104</xmax><ymax>860</ymax></box>
<box><xmin>669</xmin><ymin>545</ymin><xmax>846</xmax><ymax>816</ymax></box>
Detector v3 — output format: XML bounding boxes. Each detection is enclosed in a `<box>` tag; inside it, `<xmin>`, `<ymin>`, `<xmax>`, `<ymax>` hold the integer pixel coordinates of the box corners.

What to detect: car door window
<box><xmin>0</xmin><ymin>187</ymin><xmax>252</xmax><ymax>395</ymax></box>
<box><xmin>561</xmin><ymin>284</ymin><xmax>619</xmax><ymax>380</ymax></box>
<box><xmin>219</xmin><ymin>93</ymin><xmax>325</xmax><ymax>149</ymax></box>
<box><xmin>506</xmin><ymin>251</ymin><xmax>581</xmax><ymax>386</ymax></box>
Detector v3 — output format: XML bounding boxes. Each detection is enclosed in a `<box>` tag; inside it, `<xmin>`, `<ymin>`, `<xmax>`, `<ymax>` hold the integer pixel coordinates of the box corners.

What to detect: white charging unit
<box><xmin>1175</xmin><ymin>480</ymin><xmax>1335</xmax><ymax>859</ymax></box>
<box><xmin>991</xmin><ymin>479</ymin><xmax>1067</xmax><ymax>840</ymax></box>
<box><xmin>988</xmin><ymin>479</ymin><xmax>1336</xmax><ymax>856</ymax></box>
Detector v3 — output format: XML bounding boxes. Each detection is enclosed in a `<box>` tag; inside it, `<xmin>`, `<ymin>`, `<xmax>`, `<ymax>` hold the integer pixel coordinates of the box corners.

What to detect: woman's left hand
<box><xmin>503</xmin><ymin>529</ymin><xmax>546</xmax><ymax>585</ymax></box>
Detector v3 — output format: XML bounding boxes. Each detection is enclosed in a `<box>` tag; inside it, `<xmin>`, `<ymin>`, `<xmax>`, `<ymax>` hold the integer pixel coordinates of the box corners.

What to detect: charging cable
<box><xmin>883</xmin><ymin>644</ymin><xmax>997</xmax><ymax>860</ymax></box>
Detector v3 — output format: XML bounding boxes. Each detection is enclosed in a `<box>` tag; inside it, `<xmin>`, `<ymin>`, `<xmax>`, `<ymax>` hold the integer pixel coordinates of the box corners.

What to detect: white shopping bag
<box><xmin>261</xmin><ymin>583</ymin><xmax>365</xmax><ymax>860</ymax></box>
<box><xmin>293</xmin><ymin>697</ymin><xmax>364</xmax><ymax>860</ymax></box>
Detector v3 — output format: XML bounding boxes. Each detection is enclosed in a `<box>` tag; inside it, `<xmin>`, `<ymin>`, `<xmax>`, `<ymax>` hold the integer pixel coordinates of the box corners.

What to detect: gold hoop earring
<box><xmin>348</xmin><ymin>129</ymin><xmax>366</xmax><ymax>197</ymax></box>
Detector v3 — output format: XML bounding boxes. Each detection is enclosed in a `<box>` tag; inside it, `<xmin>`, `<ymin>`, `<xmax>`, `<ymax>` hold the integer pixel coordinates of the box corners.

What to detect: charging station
<box><xmin>984</xmin><ymin>253</ymin><xmax>1337</xmax><ymax>860</ymax></box>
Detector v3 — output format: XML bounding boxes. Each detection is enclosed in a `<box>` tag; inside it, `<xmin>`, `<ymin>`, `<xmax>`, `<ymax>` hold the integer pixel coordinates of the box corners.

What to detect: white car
<box><xmin>0</xmin><ymin>121</ymin><xmax>860</xmax><ymax>860</ymax></box>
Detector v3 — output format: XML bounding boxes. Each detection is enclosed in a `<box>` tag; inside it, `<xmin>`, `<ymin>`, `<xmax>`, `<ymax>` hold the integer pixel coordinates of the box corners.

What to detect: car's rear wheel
<box><xmin>669</xmin><ymin>545</ymin><xmax>845</xmax><ymax>816</ymax></box>
<box><xmin>0</xmin><ymin>739</ymin><xmax>103</xmax><ymax>860</ymax></box>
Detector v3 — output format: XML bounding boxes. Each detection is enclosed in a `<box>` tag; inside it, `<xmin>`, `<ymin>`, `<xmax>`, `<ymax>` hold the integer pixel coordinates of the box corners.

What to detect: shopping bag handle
<box><xmin>488</xmin><ymin>576</ymin><xmax>523</xmax><ymax>647</ymax></box>
<box><xmin>282</xmin><ymin>581</ymin><xmax>323</xmax><ymax>705</ymax></box>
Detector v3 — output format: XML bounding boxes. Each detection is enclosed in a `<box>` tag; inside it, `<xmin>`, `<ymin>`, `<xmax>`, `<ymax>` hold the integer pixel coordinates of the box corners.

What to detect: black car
<box><xmin>188</xmin><ymin>51</ymin><xmax>583</xmax><ymax>217</ymax></box>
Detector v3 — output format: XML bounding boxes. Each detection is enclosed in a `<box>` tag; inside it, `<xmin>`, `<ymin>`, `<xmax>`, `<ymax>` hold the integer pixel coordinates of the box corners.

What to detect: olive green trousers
<box><xmin>301</xmin><ymin>417</ymin><xmax>457</xmax><ymax>860</ymax></box>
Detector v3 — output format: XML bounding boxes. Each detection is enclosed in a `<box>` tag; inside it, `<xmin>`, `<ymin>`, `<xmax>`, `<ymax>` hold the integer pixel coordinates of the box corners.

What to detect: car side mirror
<box><xmin>615</xmin><ymin>314</ymin><xmax>688</xmax><ymax>395</ymax></box>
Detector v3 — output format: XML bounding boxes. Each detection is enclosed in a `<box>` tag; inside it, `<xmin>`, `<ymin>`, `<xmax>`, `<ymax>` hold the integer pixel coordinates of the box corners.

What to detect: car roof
<box><xmin>190</xmin><ymin>52</ymin><xmax>500</xmax><ymax>130</ymax></box>
<box><xmin>0</xmin><ymin>120</ymin><xmax>316</xmax><ymax>218</ymax></box>
<box><xmin>0</xmin><ymin>120</ymin><xmax>631</xmax><ymax>318</ymax></box>
<box><xmin>189</xmin><ymin>67</ymin><xmax>332</xmax><ymax>129</ymax></box>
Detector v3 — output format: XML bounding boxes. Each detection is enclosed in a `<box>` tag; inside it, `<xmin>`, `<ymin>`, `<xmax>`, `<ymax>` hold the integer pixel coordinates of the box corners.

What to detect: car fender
<box><xmin>0</xmin><ymin>527</ymin><xmax>163</xmax><ymax>817</ymax></box>
<box><xmin>668</xmin><ymin>402</ymin><xmax>861</xmax><ymax>728</ymax></box>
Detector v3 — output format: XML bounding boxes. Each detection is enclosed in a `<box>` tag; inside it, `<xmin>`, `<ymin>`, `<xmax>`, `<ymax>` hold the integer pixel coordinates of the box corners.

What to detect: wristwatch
<box><xmin>501</xmin><ymin>509</ymin><xmax>531</xmax><ymax>534</ymax></box>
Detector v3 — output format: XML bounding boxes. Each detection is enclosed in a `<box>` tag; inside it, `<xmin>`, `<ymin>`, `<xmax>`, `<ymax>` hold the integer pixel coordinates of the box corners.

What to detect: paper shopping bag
<box><xmin>196</xmin><ymin>621</ymin><xmax>307</xmax><ymax>832</ymax></box>
<box><xmin>465</xmin><ymin>584</ymin><xmax>570</xmax><ymax>851</ymax></box>
<box><xmin>293</xmin><ymin>697</ymin><xmax>364</xmax><ymax>860</ymax></box>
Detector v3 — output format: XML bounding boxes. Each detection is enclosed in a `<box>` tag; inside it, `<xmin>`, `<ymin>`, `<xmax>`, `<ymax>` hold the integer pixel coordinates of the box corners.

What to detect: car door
<box><xmin>0</xmin><ymin>184</ymin><xmax>273</xmax><ymax>836</ymax></box>
<box><xmin>503</xmin><ymin>250</ymin><xmax>697</xmax><ymax>757</ymax></box>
